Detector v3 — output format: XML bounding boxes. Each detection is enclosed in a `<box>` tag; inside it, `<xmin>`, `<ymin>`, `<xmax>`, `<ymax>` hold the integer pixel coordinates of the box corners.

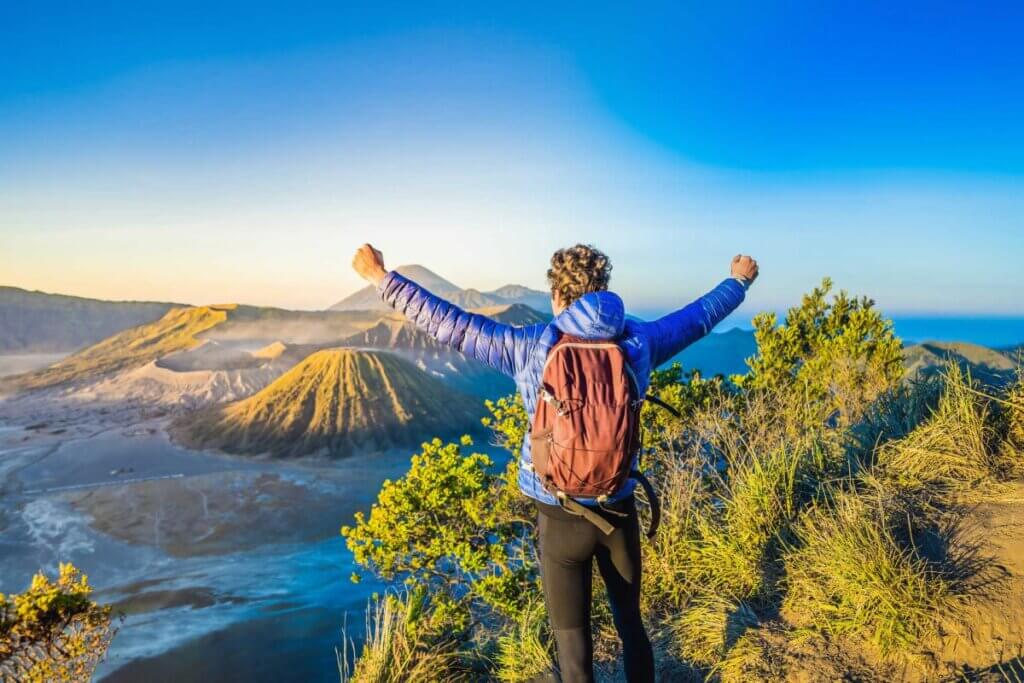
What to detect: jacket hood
<box><xmin>553</xmin><ymin>291</ymin><xmax>626</xmax><ymax>340</ymax></box>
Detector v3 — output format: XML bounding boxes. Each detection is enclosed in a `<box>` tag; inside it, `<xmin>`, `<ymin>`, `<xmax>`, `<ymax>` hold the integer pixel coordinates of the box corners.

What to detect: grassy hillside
<box><xmin>341</xmin><ymin>279</ymin><xmax>1024</xmax><ymax>682</ymax></box>
<box><xmin>5</xmin><ymin>305</ymin><xmax>232</xmax><ymax>392</ymax></box>
<box><xmin>0</xmin><ymin>286</ymin><xmax>176</xmax><ymax>353</ymax></box>
<box><xmin>2</xmin><ymin>304</ymin><xmax>401</xmax><ymax>393</ymax></box>
<box><xmin>176</xmin><ymin>348</ymin><xmax>484</xmax><ymax>457</ymax></box>
<box><xmin>905</xmin><ymin>340</ymin><xmax>1020</xmax><ymax>386</ymax></box>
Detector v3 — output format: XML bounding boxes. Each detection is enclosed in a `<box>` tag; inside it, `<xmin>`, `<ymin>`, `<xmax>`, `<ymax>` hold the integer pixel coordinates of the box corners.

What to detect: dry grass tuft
<box><xmin>669</xmin><ymin>594</ymin><xmax>759</xmax><ymax>668</ymax></box>
<box><xmin>715</xmin><ymin>627</ymin><xmax>787</xmax><ymax>683</ymax></box>
<box><xmin>339</xmin><ymin>589</ymin><xmax>466</xmax><ymax>683</ymax></box>
<box><xmin>875</xmin><ymin>365</ymin><xmax>998</xmax><ymax>500</ymax></box>
<box><xmin>782</xmin><ymin>492</ymin><xmax>966</xmax><ymax>660</ymax></box>
<box><xmin>493</xmin><ymin>598</ymin><xmax>553</xmax><ymax>682</ymax></box>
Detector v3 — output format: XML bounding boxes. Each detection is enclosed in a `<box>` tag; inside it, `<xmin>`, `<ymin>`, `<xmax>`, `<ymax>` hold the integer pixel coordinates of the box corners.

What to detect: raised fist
<box><xmin>352</xmin><ymin>243</ymin><xmax>387</xmax><ymax>287</ymax></box>
<box><xmin>731</xmin><ymin>254</ymin><xmax>759</xmax><ymax>284</ymax></box>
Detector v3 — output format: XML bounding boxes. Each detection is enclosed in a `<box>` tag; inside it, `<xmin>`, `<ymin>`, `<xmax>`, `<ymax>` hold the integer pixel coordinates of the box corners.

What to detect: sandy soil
<box><xmin>65</xmin><ymin>470</ymin><xmax>345</xmax><ymax>557</ymax></box>
<box><xmin>936</xmin><ymin>483</ymin><xmax>1024</xmax><ymax>675</ymax></box>
<box><xmin>778</xmin><ymin>483</ymin><xmax>1024</xmax><ymax>682</ymax></box>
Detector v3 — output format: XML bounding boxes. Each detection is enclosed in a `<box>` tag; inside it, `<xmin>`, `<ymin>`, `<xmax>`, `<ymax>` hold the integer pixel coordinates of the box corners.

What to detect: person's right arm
<box><xmin>351</xmin><ymin>244</ymin><xmax>545</xmax><ymax>378</ymax></box>
<box><xmin>642</xmin><ymin>255</ymin><xmax>759</xmax><ymax>368</ymax></box>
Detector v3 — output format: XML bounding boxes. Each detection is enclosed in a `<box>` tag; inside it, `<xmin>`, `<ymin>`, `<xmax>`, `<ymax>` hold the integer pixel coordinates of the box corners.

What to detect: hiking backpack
<box><xmin>529</xmin><ymin>334</ymin><xmax>673</xmax><ymax>537</ymax></box>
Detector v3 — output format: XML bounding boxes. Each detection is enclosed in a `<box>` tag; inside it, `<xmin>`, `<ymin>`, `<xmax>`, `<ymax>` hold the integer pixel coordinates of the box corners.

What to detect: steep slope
<box><xmin>904</xmin><ymin>340</ymin><xmax>1019</xmax><ymax>387</ymax></box>
<box><xmin>175</xmin><ymin>348</ymin><xmax>483</xmax><ymax>457</ymax></box>
<box><xmin>6</xmin><ymin>305</ymin><xmax>232</xmax><ymax>392</ymax></box>
<box><xmin>339</xmin><ymin>319</ymin><xmax>513</xmax><ymax>397</ymax></box>
<box><xmin>0</xmin><ymin>286</ymin><xmax>177</xmax><ymax>353</ymax></box>
<box><xmin>3</xmin><ymin>304</ymin><xmax>392</xmax><ymax>393</ymax></box>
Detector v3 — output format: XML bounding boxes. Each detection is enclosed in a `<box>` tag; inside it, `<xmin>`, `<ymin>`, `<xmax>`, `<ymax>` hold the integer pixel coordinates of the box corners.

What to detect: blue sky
<box><xmin>1</xmin><ymin>2</ymin><xmax>1021</xmax><ymax>314</ymax></box>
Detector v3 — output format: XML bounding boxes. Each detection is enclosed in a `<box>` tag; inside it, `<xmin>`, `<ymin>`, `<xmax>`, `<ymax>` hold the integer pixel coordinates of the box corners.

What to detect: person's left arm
<box><xmin>642</xmin><ymin>254</ymin><xmax>759</xmax><ymax>368</ymax></box>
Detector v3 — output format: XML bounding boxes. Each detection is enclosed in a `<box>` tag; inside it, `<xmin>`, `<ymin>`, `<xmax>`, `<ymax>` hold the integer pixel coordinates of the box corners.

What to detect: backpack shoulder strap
<box><xmin>644</xmin><ymin>394</ymin><xmax>682</xmax><ymax>419</ymax></box>
<box><xmin>630</xmin><ymin>470</ymin><xmax>661</xmax><ymax>539</ymax></box>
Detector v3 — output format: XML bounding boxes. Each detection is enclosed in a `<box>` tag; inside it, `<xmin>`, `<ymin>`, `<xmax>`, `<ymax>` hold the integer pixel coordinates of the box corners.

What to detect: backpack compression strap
<box><xmin>554</xmin><ymin>473</ymin><xmax>660</xmax><ymax>539</ymax></box>
<box><xmin>556</xmin><ymin>494</ymin><xmax>616</xmax><ymax>536</ymax></box>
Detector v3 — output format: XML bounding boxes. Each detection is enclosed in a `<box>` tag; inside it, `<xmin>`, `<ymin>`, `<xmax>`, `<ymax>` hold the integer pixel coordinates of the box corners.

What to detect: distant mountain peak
<box><xmin>391</xmin><ymin>265</ymin><xmax>462</xmax><ymax>293</ymax></box>
<box><xmin>329</xmin><ymin>265</ymin><xmax>551</xmax><ymax>313</ymax></box>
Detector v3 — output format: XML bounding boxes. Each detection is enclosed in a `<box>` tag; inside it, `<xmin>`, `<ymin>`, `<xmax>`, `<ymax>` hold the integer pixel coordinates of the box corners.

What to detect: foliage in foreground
<box><xmin>341</xmin><ymin>278</ymin><xmax>1023</xmax><ymax>681</ymax></box>
<box><xmin>0</xmin><ymin>563</ymin><xmax>115</xmax><ymax>683</ymax></box>
<box><xmin>338</xmin><ymin>588</ymin><xmax>468</xmax><ymax>683</ymax></box>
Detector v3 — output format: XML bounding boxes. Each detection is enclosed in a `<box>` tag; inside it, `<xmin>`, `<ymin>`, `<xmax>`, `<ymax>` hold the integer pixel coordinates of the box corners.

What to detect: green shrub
<box><xmin>743</xmin><ymin>277</ymin><xmax>904</xmax><ymax>429</ymax></box>
<box><xmin>481</xmin><ymin>394</ymin><xmax>528</xmax><ymax>453</ymax></box>
<box><xmin>342</xmin><ymin>436</ymin><xmax>538</xmax><ymax>625</ymax></box>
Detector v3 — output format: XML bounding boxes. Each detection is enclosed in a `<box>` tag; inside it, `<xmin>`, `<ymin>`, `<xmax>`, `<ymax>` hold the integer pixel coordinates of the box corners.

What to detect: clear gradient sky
<box><xmin>1</xmin><ymin>3</ymin><xmax>1022</xmax><ymax>315</ymax></box>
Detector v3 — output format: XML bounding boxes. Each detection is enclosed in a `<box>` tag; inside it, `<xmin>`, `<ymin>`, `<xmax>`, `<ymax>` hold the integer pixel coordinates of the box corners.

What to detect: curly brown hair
<box><xmin>547</xmin><ymin>244</ymin><xmax>612</xmax><ymax>307</ymax></box>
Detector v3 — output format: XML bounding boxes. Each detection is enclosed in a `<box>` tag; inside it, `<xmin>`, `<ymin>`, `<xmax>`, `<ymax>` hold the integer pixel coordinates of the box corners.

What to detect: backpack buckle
<box><xmin>540</xmin><ymin>388</ymin><xmax>567</xmax><ymax>416</ymax></box>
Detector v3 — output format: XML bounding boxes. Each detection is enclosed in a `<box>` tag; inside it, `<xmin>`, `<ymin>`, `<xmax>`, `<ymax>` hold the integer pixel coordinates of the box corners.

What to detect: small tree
<box><xmin>342</xmin><ymin>436</ymin><xmax>538</xmax><ymax>632</ymax></box>
<box><xmin>0</xmin><ymin>563</ymin><xmax>116</xmax><ymax>683</ymax></box>
<box><xmin>743</xmin><ymin>277</ymin><xmax>904</xmax><ymax>429</ymax></box>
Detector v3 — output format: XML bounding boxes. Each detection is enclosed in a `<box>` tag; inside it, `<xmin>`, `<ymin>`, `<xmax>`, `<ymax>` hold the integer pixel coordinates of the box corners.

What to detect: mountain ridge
<box><xmin>0</xmin><ymin>286</ymin><xmax>180</xmax><ymax>353</ymax></box>
<box><xmin>329</xmin><ymin>264</ymin><xmax>551</xmax><ymax>313</ymax></box>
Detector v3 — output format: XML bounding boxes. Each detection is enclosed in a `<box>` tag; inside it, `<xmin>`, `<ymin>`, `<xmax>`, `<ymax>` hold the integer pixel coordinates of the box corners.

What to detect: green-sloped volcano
<box><xmin>175</xmin><ymin>348</ymin><xmax>483</xmax><ymax>457</ymax></box>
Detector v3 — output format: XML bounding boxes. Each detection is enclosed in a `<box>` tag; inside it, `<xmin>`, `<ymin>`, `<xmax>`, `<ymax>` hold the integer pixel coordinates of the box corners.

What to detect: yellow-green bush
<box><xmin>0</xmin><ymin>563</ymin><xmax>115</xmax><ymax>683</ymax></box>
<box><xmin>341</xmin><ymin>436</ymin><xmax>538</xmax><ymax>627</ymax></box>
<box><xmin>743</xmin><ymin>277</ymin><xmax>904</xmax><ymax>430</ymax></box>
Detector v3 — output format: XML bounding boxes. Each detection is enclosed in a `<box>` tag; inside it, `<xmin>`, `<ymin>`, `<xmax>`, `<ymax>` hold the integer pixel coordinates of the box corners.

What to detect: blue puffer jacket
<box><xmin>378</xmin><ymin>271</ymin><xmax>747</xmax><ymax>505</ymax></box>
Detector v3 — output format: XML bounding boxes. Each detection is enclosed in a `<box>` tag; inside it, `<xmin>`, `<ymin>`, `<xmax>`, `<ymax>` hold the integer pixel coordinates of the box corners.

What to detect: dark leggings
<box><xmin>536</xmin><ymin>497</ymin><xmax>655</xmax><ymax>683</ymax></box>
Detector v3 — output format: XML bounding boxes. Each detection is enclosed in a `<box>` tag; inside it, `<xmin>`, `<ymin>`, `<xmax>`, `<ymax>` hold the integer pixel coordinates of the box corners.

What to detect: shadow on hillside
<box><xmin>955</xmin><ymin>655</ymin><xmax>1024</xmax><ymax>682</ymax></box>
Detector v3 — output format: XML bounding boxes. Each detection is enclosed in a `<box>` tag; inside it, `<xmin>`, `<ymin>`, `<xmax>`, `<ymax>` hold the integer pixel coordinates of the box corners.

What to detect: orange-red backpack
<box><xmin>529</xmin><ymin>334</ymin><xmax>669</xmax><ymax>537</ymax></box>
